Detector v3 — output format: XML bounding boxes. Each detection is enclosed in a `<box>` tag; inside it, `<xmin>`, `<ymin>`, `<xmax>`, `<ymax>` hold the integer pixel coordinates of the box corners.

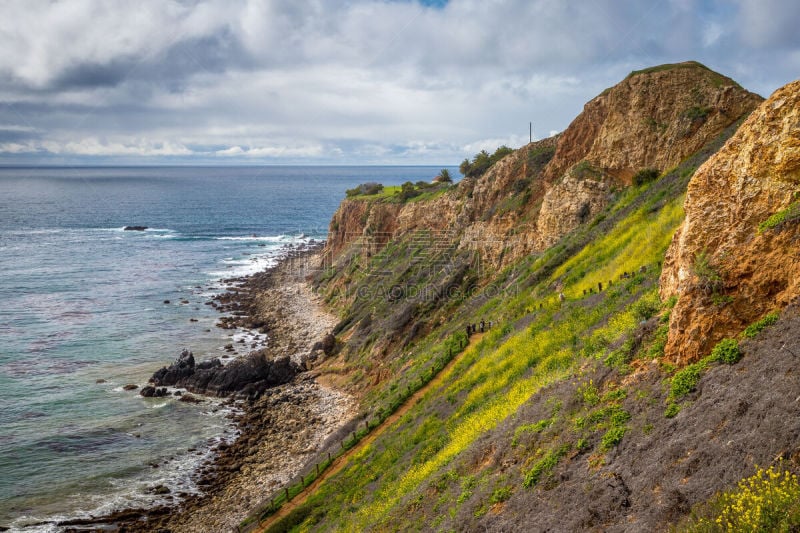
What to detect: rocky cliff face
<box><xmin>660</xmin><ymin>79</ymin><xmax>800</xmax><ymax>363</ymax></box>
<box><xmin>326</xmin><ymin>62</ymin><xmax>762</xmax><ymax>271</ymax></box>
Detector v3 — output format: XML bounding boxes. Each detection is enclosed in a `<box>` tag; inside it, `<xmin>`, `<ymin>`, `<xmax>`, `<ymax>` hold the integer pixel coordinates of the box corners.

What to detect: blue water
<box><xmin>0</xmin><ymin>166</ymin><xmax>448</xmax><ymax>530</ymax></box>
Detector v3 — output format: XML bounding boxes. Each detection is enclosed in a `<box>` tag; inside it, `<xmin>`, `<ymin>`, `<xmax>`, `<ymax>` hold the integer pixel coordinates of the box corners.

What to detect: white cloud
<box><xmin>0</xmin><ymin>1</ymin><xmax>798</xmax><ymax>163</ymax></box>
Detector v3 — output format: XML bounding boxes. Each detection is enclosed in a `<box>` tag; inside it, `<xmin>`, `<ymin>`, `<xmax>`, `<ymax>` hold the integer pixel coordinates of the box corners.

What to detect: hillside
<box><xmin>244</xmin><ymin>66</ymin><xmax>800</xmax><ymax>532</ymax></box>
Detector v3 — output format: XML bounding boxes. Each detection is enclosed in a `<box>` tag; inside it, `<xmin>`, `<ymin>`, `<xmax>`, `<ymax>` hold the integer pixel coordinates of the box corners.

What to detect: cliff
<box><xmin>251</xmin><ymin>69</ymin><xmax>800</xmax><ymax>533</ymax></box>
<box><xmin>325</xmin><ymin>62</ymin><xmax>762</xmax><ymax>268</ymax></box>
<box><xmin>660</xmin><ymin>79</ymin><xmax>800</xmax><ymax>362</ymax></box>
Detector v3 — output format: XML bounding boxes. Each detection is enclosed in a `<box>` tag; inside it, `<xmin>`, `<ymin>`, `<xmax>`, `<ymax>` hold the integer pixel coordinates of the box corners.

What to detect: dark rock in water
<box><xmin>147</xmin><ymin>348</ymin><xmax>301</xmax><ymax>398</ymax></box>
<box><xmin>123</xmin><ymin>226</ymin><xmax>148</xmax><ymax>231</ymax></box>
<box><xmin>123</xmin><ymin>384</ymin><xmax>138</xmax><ymax>391</ymax></box>
<box><xmin>179</xmin><ymin>393</ymin><xmax>204</xmax><ymax>404</ymax></box>
<box><xmin>95</xmin><ymin>378</ymin><xmax>106</xmax><ymax>384</ymax></box>
<box><xmin>150</xmin><ymin>484</ymin><xmax>171</xmax><ymax>495</ymax></box>
<box><xmin>163</xmin><ymin>300</ymin><xmax>171</xmax><ymax>304</ymax></box>
<box><xmin>150</xmin><ymin>349</ymin><xmax>197</xmax><ymax>385</ymax></box>
<box><xmin>139</xmin><ymin>386</ymin><xmax>169</xmax><ymax>398</ymax></box>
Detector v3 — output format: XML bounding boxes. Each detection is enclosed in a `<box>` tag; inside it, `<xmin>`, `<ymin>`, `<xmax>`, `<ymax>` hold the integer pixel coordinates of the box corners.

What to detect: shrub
<box><xmin>743</xmin><ymin>312</ymin><xmax>779</xmax><ymax>338</ymax></box>
<box><xmin>489</xmin><ymin>486</ymin><xmax>512</xmax><ymax>504</ymax></box>
<box><xmin>512</xmin><ymin>178</ymin><xmax>530</xmax><ymax>193</ymax></box>
<box><xmin>633</xmin><ymin>168</ymin><xmax>660</xmax><ymax>186</ymax></box>
<box><xmin>577</xmin><ymin>381</ymin><xmax>600</xmax><ymax>406</ymax></box>
<box><xmin>693</xmin><ymin>250</ymin><xmax>723</xmax><ymax>294</ymax></box>
<box><xmin>677</xmin><ymin>464</ymin><xmax>800</xmax><ymax>532</ymax></box>
<box><xmin>711</xmin><ymin>338</ymin><xmax>741</xmax><ymax>365</ymax></box>
<box><xmin>523</xmin><ymin>444</ymin><xmax>570</xmax><ymax>488</ymax></box>
<box><xmin>670</xmin><ymin>361</ymin><xmax>706</xmax><ymax>399</ymax></box>
<box><xmin>397</xmin><ymin>181</ymin><xmax>420</xmax><ymax>201</ymax></box>
<box><xmin>630</xmin><ymin>291</ymin><xmax>661</xmax><ymax>321</ymax></box>
<box><xmin>664</xmin><ymin>402</ymin><xmax>681</xmax><ymax>418</ymax></box>
<box><xmin>600</xmin><ymin>426</ymin><xmax>626</xmax><ymax>451</ymax></box>
<box><xmin>346</xmin><ymin>181</ymin><xmax>383</xmax><ymax>197</ymax></box>
<box><xmin>684</xmin><ymin>105</ymin><xmax>711</xmax><ymax>121</ymax></box>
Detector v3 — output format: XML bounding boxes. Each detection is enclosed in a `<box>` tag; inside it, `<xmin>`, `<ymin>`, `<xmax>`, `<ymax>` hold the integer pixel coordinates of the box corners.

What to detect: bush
<box><xmin>693</xmin><ymin>250</ymin><xmax>723</xmax><ymax>294</ymax></box>
<box><xmin>600</xmin><ymin>426</ymin><xmax>626</xmax><ymax>451</ymax></box>
<box><xmin>346</xmin><ymin>182</ymin><xmax>384</xmax><ymax>197</ymax></box>
<box><xmin>630</xmin><ymin>291</ymin><xmax>661</xmax><ymax>321</ymax></box>
<box><xmin>670</xmin><ymin>361</ymin><xmax>706</xmax><ymax>399</ymax></box>
<box><xmin>664</xmin><ymin>402</ymin><xmax>681</xmax><ymax>418</ymax></box>
<box><xmin>711</xmin><ymin>338</ymin><xmax>741</xmax><ymax>364</ymax></box>
<box><xmin>489</xmin><ymin>486</ymin><xmax>512</xmax><ymax>504</ymax></box>
<box><xmin>523</xmin><ymin>444</ymin><xmax>570</xmax><ymax>488</ymax></box>
<box><xmin>397</xmin><ymin>181</ymin><xmax>420</xmax><ymax>201</ymax></box>
<box><xmin>743</xmin><ymin>312</ymin><xmax>779</xmax><ymax>338</ymax></box>
<box><xmin>633</xmin><ymin>168</ymin><xmax>660</xmax><ymax>186</ymax></box>
<box><xmin>677</xmin><ymin>465</ymin><xmax>800</xmax><ymax>532</ymax></box>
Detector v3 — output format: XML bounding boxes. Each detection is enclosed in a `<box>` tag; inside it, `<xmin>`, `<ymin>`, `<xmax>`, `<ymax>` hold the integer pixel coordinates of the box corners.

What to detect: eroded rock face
<box><xmin>660</xmin><ymin>79</ymin><xmax>800</xmax><ymax>363</ymax></box>
<box><xmin>325</xmin><ymin>63</ymin><xmax>763</xmax><ymax>272</ymax></box>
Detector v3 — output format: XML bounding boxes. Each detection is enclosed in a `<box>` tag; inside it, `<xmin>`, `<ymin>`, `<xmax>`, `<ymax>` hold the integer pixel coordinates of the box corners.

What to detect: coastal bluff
<box><xmin>325</xmin><ymin>62</ymin><xmax>762</xmax><ymax>271</ymax></box>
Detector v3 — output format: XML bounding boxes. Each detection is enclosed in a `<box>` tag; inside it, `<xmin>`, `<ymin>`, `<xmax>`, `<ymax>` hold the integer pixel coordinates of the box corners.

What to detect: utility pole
<box><xmin>529</xmin><ymin>122</ymin><xmax>532</xmax><ymax>143</ymax></box>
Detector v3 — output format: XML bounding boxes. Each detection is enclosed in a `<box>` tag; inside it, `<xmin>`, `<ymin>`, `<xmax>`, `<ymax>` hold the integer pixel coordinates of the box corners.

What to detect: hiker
<box><xmin>559</xmin><ymin>292</ymin><xmax>565</xmax><ymax>303</ymax></box>
<box><xmin>488</xmin><ymin>320</ymin><xmax>493</xmax><ymax>329</ymax></box>
<box><xmin>466</xmin><ymin>325</ymin><xmax>471</xmax><ymax>337</ymax></box>
<box><xmin>480</xmin><ymin>320</ymin><xmax>485</xmax><ymax>333</ymax></box>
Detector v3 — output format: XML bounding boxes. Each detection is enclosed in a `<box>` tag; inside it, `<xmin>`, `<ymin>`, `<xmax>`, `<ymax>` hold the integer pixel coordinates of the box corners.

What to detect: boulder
<box><xmin>123</xmin><ymin>226</ymin><xmax>148</xmax><ymax>231</ymax></box>
<box><xmin>146</xmin><ymin>347</ymin><xmax>301</xmax><ymax>398</ymax></box>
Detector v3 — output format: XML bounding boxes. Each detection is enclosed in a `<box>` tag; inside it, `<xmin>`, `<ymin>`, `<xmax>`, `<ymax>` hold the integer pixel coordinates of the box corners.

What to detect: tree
<box><xmin>459</xmin><ymin>158</ymin><xmax>471</xmax><ymax>177</ymax></box>
<box><xmin>436</xmin><ymin>169</ymin><xmax>452</xmax><ymax>183</ymax></box>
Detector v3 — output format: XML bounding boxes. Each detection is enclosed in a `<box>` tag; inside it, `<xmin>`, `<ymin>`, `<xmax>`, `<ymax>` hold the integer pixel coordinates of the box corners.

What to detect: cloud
<box><xmin>0</xmin><ymin>0</ymin><xmax>798</xmax><ymax>164</ymax></box>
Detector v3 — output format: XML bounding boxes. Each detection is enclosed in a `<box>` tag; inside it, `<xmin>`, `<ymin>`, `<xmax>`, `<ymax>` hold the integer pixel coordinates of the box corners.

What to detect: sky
<box><xmin>0</xmin><ymin>0</ymin><xmax>798</xmax><ymax>166</ymax></box>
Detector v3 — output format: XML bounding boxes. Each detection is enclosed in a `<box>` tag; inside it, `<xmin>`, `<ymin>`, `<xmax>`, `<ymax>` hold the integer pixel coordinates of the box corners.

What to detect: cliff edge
<box><xmin>661</xmin><ymin>79</ymin><xmax>800</xmax><ymax>362</ymax></box>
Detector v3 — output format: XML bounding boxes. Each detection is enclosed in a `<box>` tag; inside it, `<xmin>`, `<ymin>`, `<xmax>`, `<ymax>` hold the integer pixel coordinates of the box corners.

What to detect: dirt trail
<box><xmin>254</xmin><ymin>332</ymin><xmax>485</xmax><ymax>532</ymax></box>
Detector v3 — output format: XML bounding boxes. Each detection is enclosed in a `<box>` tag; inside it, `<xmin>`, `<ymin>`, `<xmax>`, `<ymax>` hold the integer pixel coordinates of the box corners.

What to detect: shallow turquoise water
<box><xmin>0</xmin><ymin>165</ymin><xmax>448</xmax><ymax>530</ymax></box>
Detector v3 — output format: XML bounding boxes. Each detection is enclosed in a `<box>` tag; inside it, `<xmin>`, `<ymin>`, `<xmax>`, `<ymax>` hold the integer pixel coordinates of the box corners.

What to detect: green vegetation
<box><xmin>684</xmin><ymin>105</ymin><xmax>711</xmax><ymax>121</ymax></box>
<box><xmin>259</xmin><ymin>122</ymin><xmax>751</xmax><ymax>532</ymax></box>
<box><xmin>489</xmin><ymin>486</ymin><xmax>512</xmax><ymax>504</ymax></box>
<box><xmin>632</xmin><ymin>168</ymin><xmax>660</xmax><ymax>186</ymax></box>
<box><xmin>459</xmin><ymin>145</ymin><xmax>515</xmax><ymax>178</ymax></box>
<box><xmin>436</xmin><ymin>168</ymin><xmax>453</xmax><ymax>183</ymax></box>
<box><xmin>670</xmin><ymin>358</ymin><xmax>710</xmax><ymax>399</ymax></box>
<box><xmin>664</xmin><ymin>402</ymin><xmax>682</xmax><ymax>418</ymax></box>
<box><xmin>626</xmin><ymin>61</ymin><xmax>739</xmax><ymax>89</ymax></box>
<box><xmin>675</xmin><ymin>464</ymin><xmax>800</xmax><ymax>532</ymax></box>
<box><xmin>693</xmin><ymin>250</ymin><xmax>723</xmax><ymax>294</ymax></box>
<box><xmin>346</xmin><ymin>180</ymin><xmax>452</xmax><ymax>203</ymax></box>
<box><xmin>711</xmin><ymin>338</ymin><xmax>742</xmax><ymax>365</ymax></box>
<box><xmin>346</xmin><ymin>181</ymin><xmax>384</xmax><ymax>197</ymax></box>
<box><xmin>571</xmin><ymin>160</ymin><xmax>604</xmax><ymax>180</ymax></box>
<box><xmin>523</xmin><ymin>444</ymin><xmax>570</xmax><ymax>488</ymax></box>
<box><xmin>743</xmin><ymin>312</ymin><xmax>779</xmax><ymax>338</ymax></box>
<box><xmin>758</xmin><ymin>201</ymin><xmax>800</xmax><ymax>232</ymax></box>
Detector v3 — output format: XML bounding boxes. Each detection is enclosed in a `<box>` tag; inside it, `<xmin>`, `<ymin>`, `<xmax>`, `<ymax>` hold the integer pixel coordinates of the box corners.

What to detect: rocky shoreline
<box><xmin>59</xmin><ymin>245</ymin><xmax>356</xmax><ymax>532</ymax></box>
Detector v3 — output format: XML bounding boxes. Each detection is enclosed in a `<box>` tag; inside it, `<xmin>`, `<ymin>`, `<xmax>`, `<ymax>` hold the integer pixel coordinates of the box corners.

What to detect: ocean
<box><xmin>0</xmin><ymin>165</ymin><xmax>449</xmax><ymax>531</ymax></box>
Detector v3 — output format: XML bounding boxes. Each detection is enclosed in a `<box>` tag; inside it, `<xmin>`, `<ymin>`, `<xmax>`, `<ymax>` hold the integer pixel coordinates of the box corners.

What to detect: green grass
<box><xmin>757</xmin><ymin>202</ymin><xmax>800</xmax><ymax>232</ymax></box>
<box><xmin>742</xmin><ymin>312</ymin><xmax>779</xmax><ymax>338</ymax></box>
<box><xmin>523</xmin><ymin>444</ymin><xmax>570</xmax><ymax>488</ymax></box>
